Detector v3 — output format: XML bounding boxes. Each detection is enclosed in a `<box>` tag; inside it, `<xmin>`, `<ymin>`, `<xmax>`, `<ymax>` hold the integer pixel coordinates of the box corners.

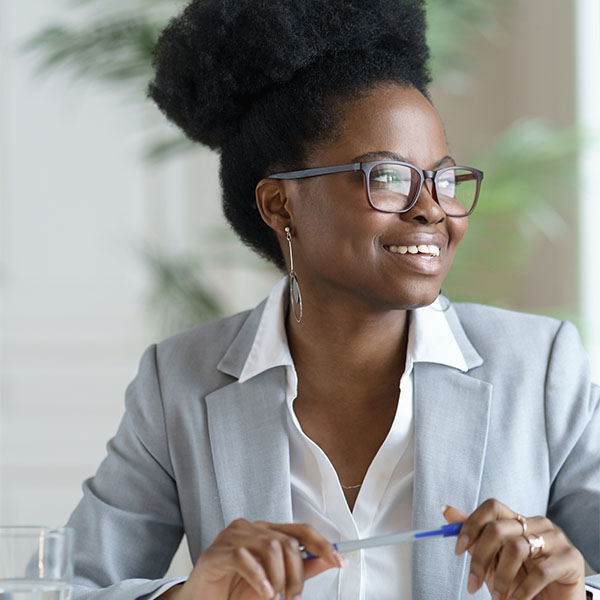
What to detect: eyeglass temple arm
<box><xmin>268</xmin><ymin>163</ymin><xmax>362</xmax><ymax>179</ymax></box>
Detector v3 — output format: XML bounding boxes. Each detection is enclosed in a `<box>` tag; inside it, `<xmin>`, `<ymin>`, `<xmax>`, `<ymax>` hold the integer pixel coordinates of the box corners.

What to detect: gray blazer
<box><xmin>67</xmin><ymin>300</ymin><xmax>600</xmax><ymax>600</ymax></box>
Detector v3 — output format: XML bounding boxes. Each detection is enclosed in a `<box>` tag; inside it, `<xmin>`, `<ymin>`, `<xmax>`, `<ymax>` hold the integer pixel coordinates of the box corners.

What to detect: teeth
<box><xmin>386</xmin><ymin>244</ymin><xmax>440</xmax><ymax>256</ymax></box>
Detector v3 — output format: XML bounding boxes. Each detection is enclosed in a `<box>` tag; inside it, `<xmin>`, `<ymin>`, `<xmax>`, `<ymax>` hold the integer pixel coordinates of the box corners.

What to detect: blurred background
<box><xmin>1</xmin><ymin>0</ymin><xmax>599</xmax><ymax>575</ymax></box>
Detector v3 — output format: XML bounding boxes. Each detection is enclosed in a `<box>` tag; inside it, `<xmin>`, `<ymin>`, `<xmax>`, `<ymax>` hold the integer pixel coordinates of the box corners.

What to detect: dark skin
<box><xmin>160</xmin><ymin>84</ymin><xmax>585</xmax><ymax>600</ymax></box>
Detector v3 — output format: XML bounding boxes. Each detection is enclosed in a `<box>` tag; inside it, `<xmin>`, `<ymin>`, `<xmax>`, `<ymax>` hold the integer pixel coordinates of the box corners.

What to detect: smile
<box><xmin>384</xmin><ymin>244</ymin><xmax>441</xmax><ymax>257</ymax></box>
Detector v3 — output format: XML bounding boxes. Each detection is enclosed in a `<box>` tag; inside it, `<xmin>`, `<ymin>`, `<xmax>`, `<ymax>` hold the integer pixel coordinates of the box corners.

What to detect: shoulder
<box><xmin>449</xmin><ymin>302</ymin><xmax>592</xmax><ymax>384</ymax></box>
<box><xmin>156</xmin><ymin>308</ymin><xmax>254</xmax><ymax>363</ymax></box>
<box><xmin>452</xmin><ymin>302</ymin><xmax>565</xmax><ymax>357</ymax></box>
<box><xmin>147</xmin><ymin>300</ymin><xmax>266</xmax><ymax>396</ymax></box>
<box><xmin>452</xmin><ymin>301</ymin><xmax>562</xmax><ymax>337</ymax></box>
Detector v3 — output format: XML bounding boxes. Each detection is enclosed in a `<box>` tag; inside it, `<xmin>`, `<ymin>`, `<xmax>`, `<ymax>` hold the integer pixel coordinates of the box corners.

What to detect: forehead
<box><xmin>315</xmin><ymin>84</ymin><xmax>448</xmax><ymax>169</ymax></box>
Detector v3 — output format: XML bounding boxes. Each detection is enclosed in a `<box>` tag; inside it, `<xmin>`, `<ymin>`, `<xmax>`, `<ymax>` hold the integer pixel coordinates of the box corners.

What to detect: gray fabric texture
<box><xmin>67</xmin><ymin>300</ymin><xmax>600</xmax><ymax>600</ymax></box>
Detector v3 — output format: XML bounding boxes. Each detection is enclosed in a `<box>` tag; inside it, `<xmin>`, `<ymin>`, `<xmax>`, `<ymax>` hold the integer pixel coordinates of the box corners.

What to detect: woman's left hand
<box><xmin>443</xmin><ymin>499</ymin><xmax>586</xmax><ymax>600</ymax></box>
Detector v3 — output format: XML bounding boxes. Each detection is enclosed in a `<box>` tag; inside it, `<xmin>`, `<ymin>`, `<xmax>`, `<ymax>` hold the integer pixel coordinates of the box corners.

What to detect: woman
<box><xmin>67</xmin><ymin>0</ymin><xmax>600</xmax><ymax>598</ymax></box>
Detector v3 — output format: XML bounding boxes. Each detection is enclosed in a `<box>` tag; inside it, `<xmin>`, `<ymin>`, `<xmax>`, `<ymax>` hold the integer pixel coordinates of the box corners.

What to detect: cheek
<box><xmin>448</xmin><ymin>217</ymin><xmax>468</xmax><ymax>249</ymax></box>
<box><xmin>295</xmin><ymin>179</ymin><xmax>369</xmax><ymax>239</ymax></box>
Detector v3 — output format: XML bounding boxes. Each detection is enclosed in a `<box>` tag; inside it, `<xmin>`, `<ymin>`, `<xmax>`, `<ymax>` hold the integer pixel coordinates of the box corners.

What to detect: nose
<box><xmin>402</xmin><ymin>176</ymin><xmax>445</xmax><ymax>224</ymax></box>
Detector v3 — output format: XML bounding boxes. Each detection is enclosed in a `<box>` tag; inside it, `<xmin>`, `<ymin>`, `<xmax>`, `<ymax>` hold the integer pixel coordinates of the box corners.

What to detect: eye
<box><xmin>373</xmin><ymin>170</ymin><xmax>402</xmax><ymax>183</ymax></box>
<box><xmin>436</xmin><ymin>170</ymin><xmax>456</xmax><ymax>194</ymax></box>
<box><xmin>370</xmin><ymin>166</ymin><xmax>412</xmax><ymax>188</ymax></box>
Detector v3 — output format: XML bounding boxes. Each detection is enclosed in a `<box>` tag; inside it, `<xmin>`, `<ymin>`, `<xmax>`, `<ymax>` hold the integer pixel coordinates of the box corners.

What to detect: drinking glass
<box><xmin>0</xmin><ymin>527</ymin><xmax>73</xmax><ymax>600</ymax></box>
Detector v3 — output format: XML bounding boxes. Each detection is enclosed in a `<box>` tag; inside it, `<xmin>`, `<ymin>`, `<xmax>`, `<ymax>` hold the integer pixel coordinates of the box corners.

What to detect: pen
<box><xmin>300</xmin><ymin>522</ymin><xmax>463</xmax><ymax>559</ymax></box>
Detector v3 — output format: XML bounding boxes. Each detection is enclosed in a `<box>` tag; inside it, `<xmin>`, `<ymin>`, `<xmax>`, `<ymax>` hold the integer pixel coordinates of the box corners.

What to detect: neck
<box><xmin>286</xmin><ymin>286</ymin><xmax>410</xmax><ymax>398</ymax></box>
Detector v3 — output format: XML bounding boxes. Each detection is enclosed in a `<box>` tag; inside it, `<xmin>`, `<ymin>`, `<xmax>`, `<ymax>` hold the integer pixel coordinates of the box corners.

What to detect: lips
<box><xmin>385</xmin><ymin>244</ymin><xmax>440</xmax><ymax>256</ymax></box>
<box><xmin>382</xmin><ymin>233</ymin><xmax>447</xmax><ymax>257</ymax></box>
<box><xmin>382</xmin><ymin>239</ymin><xmax>447</xmax><ymax>275</ymax></box>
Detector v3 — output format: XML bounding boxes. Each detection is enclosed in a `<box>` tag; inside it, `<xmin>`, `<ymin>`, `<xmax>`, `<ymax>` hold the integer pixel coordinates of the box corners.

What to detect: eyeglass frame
<box><xmin>267</xmin><ymin>160</ymin><xmax>484</xmax><ymax>217</ymax></box>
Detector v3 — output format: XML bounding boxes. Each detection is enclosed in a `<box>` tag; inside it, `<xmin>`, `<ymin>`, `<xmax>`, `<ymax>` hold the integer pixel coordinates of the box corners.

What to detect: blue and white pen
<box><xmin>300</xmin><ymin>522</ymin><xmax>463</xmax><ymax>559</ymax></box>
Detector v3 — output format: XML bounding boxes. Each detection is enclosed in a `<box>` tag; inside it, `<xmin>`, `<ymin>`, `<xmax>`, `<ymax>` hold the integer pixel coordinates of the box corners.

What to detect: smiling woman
<box><xmin>256</xmin><ymin>86</ymin><xmax>471</xmax><ymax>312</ymax></box>
<box><xmin>64</xmin><ymin>1</ymin><xmax>600</xmax><ymax>599</ymax></box>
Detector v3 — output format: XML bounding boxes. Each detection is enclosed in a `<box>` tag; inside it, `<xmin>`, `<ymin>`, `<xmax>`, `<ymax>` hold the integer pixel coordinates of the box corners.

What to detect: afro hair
<box><xmin>149</xmin><ymin>0</ymin><xmax>431</xmax><ymax>268</ymax></box>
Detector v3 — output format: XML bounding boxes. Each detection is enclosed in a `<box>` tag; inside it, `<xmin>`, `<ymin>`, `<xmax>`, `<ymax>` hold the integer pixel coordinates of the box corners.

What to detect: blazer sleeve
<box><xmin>66</xmin><ymin>345</ymin><xmax>186</xmax><ymax>600</ymax></box>
<box><xmin>544</xmin><ymin>320</ymin><xmax>600</xmax><ymax>572</ymax></box>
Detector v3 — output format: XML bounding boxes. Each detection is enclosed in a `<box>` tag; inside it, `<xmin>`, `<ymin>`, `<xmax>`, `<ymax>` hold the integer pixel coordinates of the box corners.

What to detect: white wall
<box><xmin>0</xmin><ymin>1</ymin><xmax>279</xmax><ymax>575</ymax></box>
<box><xmin>0</xmin><ymin>0</ymin><xmax>148</xmax><ymax>526</ymax></box>
<box><xmin>576</xmin><ymin>0</ymin><xmax>600</xmax><ymax>381</ymax></box>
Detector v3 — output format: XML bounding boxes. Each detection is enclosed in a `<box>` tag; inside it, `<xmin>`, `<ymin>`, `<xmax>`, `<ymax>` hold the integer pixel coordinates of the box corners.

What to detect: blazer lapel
<box><xmin>206</xmin><ymin>367</ymin><xmax>293</xmax><ymax>526</ymax></box>
<box><xmin>411</xmin><ymin>304</ymin><xmax>493</xmax><ymax>600</ymax></box>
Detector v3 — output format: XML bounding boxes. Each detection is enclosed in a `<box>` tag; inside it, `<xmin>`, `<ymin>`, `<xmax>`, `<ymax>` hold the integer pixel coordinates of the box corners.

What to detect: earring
<box><xmin>285</xmin><ymin>226</ymin><xmax>302</xmax><ymax>323</ymax></box>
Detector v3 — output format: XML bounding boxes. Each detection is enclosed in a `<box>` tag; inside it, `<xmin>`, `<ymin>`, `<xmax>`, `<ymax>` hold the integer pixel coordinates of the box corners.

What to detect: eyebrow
<box><xmin>350</xmin><ymin>151</ymin><xmax>456</xmax><ymax>170</ymax></box>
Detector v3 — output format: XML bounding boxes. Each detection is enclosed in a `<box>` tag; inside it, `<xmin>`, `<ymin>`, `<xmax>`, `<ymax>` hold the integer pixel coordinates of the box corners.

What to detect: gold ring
<box><xmin>515</xmin><ymin>514</ymin><xmax>527</xmax><ymax>536</ymax></box>
<box><xmin>525</xmin><ymin>534</ymin><xmax>545</xmax><ymax>558</ymax></box>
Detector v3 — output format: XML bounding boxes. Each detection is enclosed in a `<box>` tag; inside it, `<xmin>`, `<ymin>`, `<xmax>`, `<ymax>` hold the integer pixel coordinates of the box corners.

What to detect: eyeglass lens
<box><xmin>368</xmin><ymin>163</ymin><xmax>478</xmax><ymax>215</ymax></box>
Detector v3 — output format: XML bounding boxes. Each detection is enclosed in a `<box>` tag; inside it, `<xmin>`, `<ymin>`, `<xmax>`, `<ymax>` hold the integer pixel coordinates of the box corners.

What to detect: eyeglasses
<box><xmin>268</xmin><ymin>160</ymin><xmax>484</xmax><ymax>217</ymax></box>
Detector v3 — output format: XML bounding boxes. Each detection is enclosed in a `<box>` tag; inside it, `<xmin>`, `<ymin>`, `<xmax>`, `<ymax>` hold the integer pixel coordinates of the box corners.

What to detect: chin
<box><xmin>396</xmin><ymin>287</ymin><xmax>442</xmax><ymax>310</ymax></box>
<box><xmin>409</xmin><ymin>296</ymin><xmax>440</xmax><ymax>310</ymax></box>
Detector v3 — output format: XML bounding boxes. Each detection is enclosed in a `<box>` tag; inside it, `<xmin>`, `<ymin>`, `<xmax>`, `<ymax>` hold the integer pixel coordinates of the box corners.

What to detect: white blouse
<box><xmin>238</xmin><ymin>277</ymin><xmax>468</xmax><ymax>599</ymax></box>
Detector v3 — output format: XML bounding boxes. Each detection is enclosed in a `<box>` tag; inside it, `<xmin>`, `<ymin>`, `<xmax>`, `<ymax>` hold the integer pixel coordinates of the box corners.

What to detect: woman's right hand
<box><xmin>167</xmin><ymin>518</ymin><xmax>345</xmax><ymax>600</ymax></box>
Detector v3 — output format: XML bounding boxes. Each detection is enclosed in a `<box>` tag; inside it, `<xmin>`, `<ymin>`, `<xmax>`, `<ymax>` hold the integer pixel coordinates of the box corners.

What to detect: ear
<box><xmin>255</xmin><ymin>178</ymin><xmax>295</xmax><ymax>235</ymax></box>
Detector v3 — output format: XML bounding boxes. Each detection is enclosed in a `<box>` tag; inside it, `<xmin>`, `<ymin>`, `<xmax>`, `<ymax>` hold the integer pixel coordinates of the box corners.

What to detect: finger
<box><xmin>520</xmin><ymin>515</ymin><xmax>554</xmax><ymax>536</ymax></box>
<box><xmin>489</xmin><ymin>535</ymin><xmax>531</xmax><ymax>598</ymax></box>
<box><xmin>302</xmin><ymin>556</ymin><xmax>339</xmax><ymax>580</ymax></box>
<box><xmin>467</xmin><ymin>516</ymin><xmax>555</xmax><ymax>595</ymax></box>
<box><xmin>455</xmin><ymin>499</ymin><xmax>520</xmax><ymax>556</ymax></box>
<box><xmin>486</xmin><ymin>565</ymin><xmax>528</xmax><ymax>600</ymax></box>
<box><xmin>281</xmin><ymin>537</ymin><xmax>304</xmax><ymax>599</ymax></box>
<box><xmin>218</xmin><ymin>545</ymin><xmax>276</xmax><ymax>600</ymax></box>
<box><xmin>442</xmin><ymin>504</ymin><xmax>467</xmax><ymax>523</ymax></box>
<box><xmin>467</xmin><ymin>519</ymin><xmax>528</xmax><ymax>593</ymax></box>
<box><xmin>510</xmin><ymin>548</ymin><xmax>585</xmax><ymax>600</ymax></box>
<box><xmin>489</xmin><ymin>526</ymin><xmax>573</xmax><ymax>599</ymax></box>
<box><xmin>268</xmin><ymin>523</ymin><xmax>344</xmax><ymax>570</ymax></box>
<box><xmin>221</xmin><ymin>521</ymin><xmax>288</xmax><ymax>594</ymax></box>
<box><xmin>235</xmin><ymin>548</ymin><xmax>277</xmax><ymax>600</ymax></box>
<box><xmin>256</xmin><ymin>536</ymin><xmax>286</xmax><ymax>594</ymax></box>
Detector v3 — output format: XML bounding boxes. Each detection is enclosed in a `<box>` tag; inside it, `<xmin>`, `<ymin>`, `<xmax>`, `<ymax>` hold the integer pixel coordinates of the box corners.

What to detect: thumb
<box><xmin>442</xmin><ymin>504</ymin><xmax>468</xmax><ymax>524</ymax></box>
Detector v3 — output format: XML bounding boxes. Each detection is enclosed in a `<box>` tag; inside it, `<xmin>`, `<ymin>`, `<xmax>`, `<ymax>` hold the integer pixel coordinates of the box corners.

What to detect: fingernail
<box><xmin>467</xmin><ymin>573</ymin><xmax>480</xmax><ymax>594</ymax></box>
<box><xmin>333</xmin><ymin>551</ymin><xmax>346</xmax><ymax>568</ymax></box>
<box><xmin>455</xmin><ymin>534</ymin><xmax>470</xmax><ymax>555</ymax></box>
<box><xmin>441</xmin><ymin>504</ymin><xmax>449</xmax><ymax>515</ymax></box>
<box><xmin>260</xmin><ymin>579</ymin><xmax>274</xmax><ymax>598</ymax></box>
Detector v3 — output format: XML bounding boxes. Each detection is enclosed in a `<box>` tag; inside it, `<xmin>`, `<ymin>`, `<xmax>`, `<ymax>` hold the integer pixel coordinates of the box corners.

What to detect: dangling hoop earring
<box><xmin>285</xmin><ymin>226</ymin><xmax>303</xmax><ymax>323</ymax></box>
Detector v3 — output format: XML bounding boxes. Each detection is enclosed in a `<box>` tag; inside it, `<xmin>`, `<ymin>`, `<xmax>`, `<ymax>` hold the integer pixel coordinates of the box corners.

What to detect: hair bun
<box><xmin>148</xmin><ymin>0</ymin><xmax>428</xmax><ymax>148</ymax></box>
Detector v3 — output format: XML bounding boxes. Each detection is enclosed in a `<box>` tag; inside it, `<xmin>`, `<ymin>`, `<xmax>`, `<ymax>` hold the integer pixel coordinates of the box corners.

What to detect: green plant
<box><xmin>143</xmin><ymin>247</ymin><xmax>224</xmax><ymax>335</ymax></box>
<box><xmin>446</xmin><ymin>119</ymin><xmax>580</xmax><ymax>307</ymax></box>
